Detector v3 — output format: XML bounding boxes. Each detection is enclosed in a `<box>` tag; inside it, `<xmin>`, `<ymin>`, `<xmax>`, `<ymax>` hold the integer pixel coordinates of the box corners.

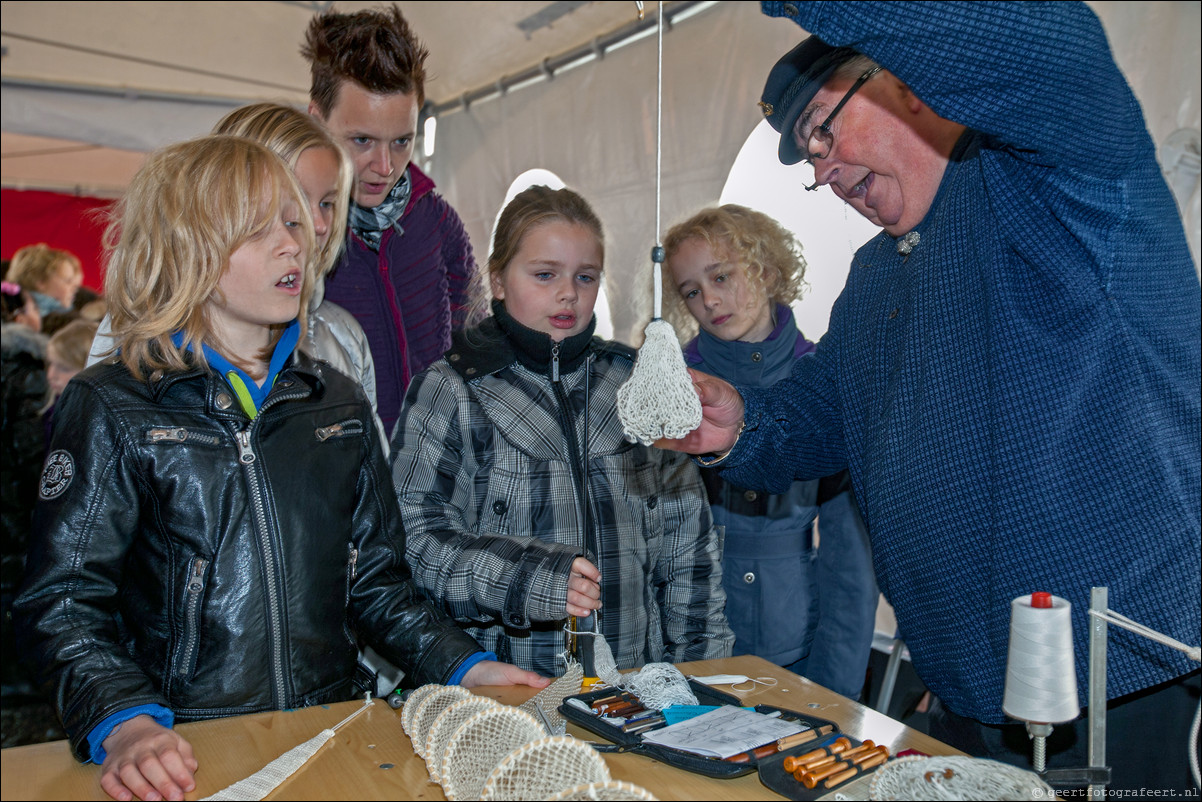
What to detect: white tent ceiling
<box><xmin>2</xmin><ymin>0</ymin><xmax>705</xmax><ymax>195</ymax></box>
<box><xmin>3</xmin><ymin>1</ymin><xmax>1199</xmax><ymax>343</ymax></box>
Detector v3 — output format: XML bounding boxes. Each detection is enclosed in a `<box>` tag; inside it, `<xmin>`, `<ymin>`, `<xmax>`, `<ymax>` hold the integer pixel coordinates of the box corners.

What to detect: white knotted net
<box><xmin>480</xmin><ymin>735</ymin><xmax>612</xmax><ymax>801</ymax></box>
<box><xmin>518</xmin><ymin>661</ymin><xmax>585</xmax><ymax>734</ymax></box>
<box><xmin>614</xmin><ymin>8</ymin><xmax>702</xmax><ymax>448</ymax></box>
<box><xmin>425</xmin><ymin>696</ymin><xmax>502</xmax><ymax>782</ymax></box>
<box><xmin>201</xmin><ymin>696</ymin><xmax>374</xmax><ymax>801</ymax></box>
<box><xmin>867</xmin><ymin>756</ymin><xmax>1057</xmax><ymax>801</ymax></box>
<box><xmin>439</xmin><ymin>706</ymin><xmax>546</xmax><ymax>801</ymax></box>
<box><xmin>202</xmin><ymin>726</ymin><xmax>335</xmax><ymax>801</ymax></box>
<box><xmin>547</xmin><ymin>781</ymin><xmax>660</xmax><ymax>801</ymax></box>
<box><xmin>408</xmin><ymin>684</ymin><xmax>473</xmax><ymax>759</ymax></box>
<box><xmin>620</xmin><ymin>662</ymin><xmax>698</xmax><ymax>710</ymax></box>
<box><xmin>590</xmin><ymin>633</ymin><xmax>622</xmax><ymax>688</ymax></box>
<box><xmin>400</xmin><ymin>683</ymin><xmax>443</xmax><ymax>737</ymax></box>
<box><xmin>616</xmin><ymin>319</ymin><xmax>702</xmax><ymax>446</ymax></box>
<box><xmin>557</xmin><ymin>628</ymin><xmax>624</xmax><ymax>691</ymax></box>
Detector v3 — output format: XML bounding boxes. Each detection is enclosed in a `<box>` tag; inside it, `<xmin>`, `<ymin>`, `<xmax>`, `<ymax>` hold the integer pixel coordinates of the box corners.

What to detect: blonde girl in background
<box><xmin>7</xmin><ymin>244</ymin><xmax>83</xmax><ymax>317</ymax></box>
<box><xmin>663</xmin><ymin>204</ymin><xmax>877</xmax><ymax>700</ymax></box>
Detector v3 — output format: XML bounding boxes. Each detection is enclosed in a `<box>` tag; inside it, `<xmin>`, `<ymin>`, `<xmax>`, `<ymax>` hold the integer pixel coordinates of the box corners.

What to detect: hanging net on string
<box><xmin>615</xmin><ymin>3</ymin><xmax>702</xmax><ymax>447</ymax></box>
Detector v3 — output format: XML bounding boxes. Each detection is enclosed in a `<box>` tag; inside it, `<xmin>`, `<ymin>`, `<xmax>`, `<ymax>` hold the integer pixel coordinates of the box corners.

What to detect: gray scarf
<box><xmin>348</xmin><ymin>168</ymin><xmax>412</xmax><ymax>251</ymax></box>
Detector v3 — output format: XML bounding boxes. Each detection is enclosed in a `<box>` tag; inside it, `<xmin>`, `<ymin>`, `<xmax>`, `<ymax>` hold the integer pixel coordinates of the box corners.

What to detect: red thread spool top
<box><xmin>1031</xmin><ymin>591</ymin><xmax>1053</xmax><ymax>609</ymax></box>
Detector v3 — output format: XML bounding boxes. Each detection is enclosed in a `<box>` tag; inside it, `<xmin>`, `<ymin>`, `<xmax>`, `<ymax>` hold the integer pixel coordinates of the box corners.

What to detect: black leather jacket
<box><xmin>14</xmin><ymin>352</ymin><xmax>482</xmax><ymax>761</ymax></box>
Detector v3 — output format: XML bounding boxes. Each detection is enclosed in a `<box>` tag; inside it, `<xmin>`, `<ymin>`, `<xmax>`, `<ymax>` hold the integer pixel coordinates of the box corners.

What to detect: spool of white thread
<box><xmin>1002</xmin><ymin>591</ymin><xmax>1080</xmax><ymax>724</ymax></box>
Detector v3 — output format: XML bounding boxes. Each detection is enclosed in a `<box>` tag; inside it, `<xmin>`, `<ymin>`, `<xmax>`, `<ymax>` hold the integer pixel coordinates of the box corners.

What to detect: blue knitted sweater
<box><xmin>736</xmin><ymin>1</ymin><xmax>1201</xmax><ymax>723</ymax></box>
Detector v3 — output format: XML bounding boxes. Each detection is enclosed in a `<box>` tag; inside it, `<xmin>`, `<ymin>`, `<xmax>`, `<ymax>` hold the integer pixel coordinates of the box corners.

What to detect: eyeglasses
<box><xmin>801</xmin><ymin>66</ymin><xmax>882</xmax><ymax>191</ymax></box>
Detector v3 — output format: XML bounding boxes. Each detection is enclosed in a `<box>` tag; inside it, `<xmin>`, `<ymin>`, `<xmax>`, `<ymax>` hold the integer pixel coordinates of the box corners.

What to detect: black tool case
<box><xmin>558</xmin><ymin>679</ymin><xmax>840</xmax><ymax>779</ymax></box>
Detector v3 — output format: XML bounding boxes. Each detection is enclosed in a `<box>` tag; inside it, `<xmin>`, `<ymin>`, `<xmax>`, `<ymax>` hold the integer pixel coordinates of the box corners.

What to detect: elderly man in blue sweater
<box><xmin>662</xmin><ymin>1</ymin><xmax>1200</xmax><ymax>791</ymax></box>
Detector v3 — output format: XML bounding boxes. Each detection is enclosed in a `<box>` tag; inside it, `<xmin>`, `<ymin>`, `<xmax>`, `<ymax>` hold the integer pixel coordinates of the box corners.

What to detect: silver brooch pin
<box><xmin>897</xmin><ymin>231</ymin><xmax>921</xmax><ymax>256</ymax></box>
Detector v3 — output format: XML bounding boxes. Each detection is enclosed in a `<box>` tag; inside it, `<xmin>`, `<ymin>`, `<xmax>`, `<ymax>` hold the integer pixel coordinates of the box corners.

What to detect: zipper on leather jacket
<box><xmin>344</xmin><ymin>544</ymin><xmax>359</xmax><ymax>645</ymax></box>
<box><xmin>316</xmin><ymin>420</ymin><xmax>365</xmax><ymax>442</ymax></box>
<box><xmin>235</xmin><ymin>424</ymin><xmax>287</xmax><ymax>708</ymax></box>
<box><xmin>176</xmin><ymin>556</ymin><xmax>209</xmax><ymax>679</ymax></box>
<box><xmin>146</xmin><ymin>427</ymin><xmax>221</xmax><ymax>446</ymax></box>
<box><xmin>234</xmin><ymin>430</ymin><xmax>256</xmax><ymax>465</ymax></box>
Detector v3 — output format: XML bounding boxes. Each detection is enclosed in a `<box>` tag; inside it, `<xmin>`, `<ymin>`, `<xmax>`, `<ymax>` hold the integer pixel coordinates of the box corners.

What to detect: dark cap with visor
<box><xmin>759</xmin><ymin>35</ymin><xmax>859</xmax><ymax>165</ymax></box>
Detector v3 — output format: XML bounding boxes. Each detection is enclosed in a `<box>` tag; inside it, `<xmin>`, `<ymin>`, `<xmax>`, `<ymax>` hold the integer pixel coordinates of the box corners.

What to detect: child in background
<box><xmin>663</xmin><ymin>204</ymin><xmax>877</xmax><ymax>699</ymax></box>
<box><xmin>2</xmin><ymin>280</ymin><xmax>48</xmax><ymax>530</ymax></box>
<box><xmin>211</xmin><ymin>103</ymin><xmax>380</xmax><ymax>421</ymax></box>
<box><xmin>7</xmin><ymin>244</ymin><xmax>83</xmax><ymax>317</ymax></box>
<box><xmin>43</xmin><ymin>318</ymin><xmax>100</xmax><ymax>445</ymax></box>
<box><xmin>2</xmin><ymin>281</ymin><xmax>49</xmax><ymax>703</ymax></box>
<box><xmin>14</xmin><ymin>136</ymin><xmax>546</xmax><ymax>802</ymax></box>
<box><xmin>45</xmin><ymin>319</ymin><xmax>99</xmax><ymax>402</ymax></box>
<box><xmin>391</xmin><ymin>185</ymin><xmax>733</xmax><ymax>676</ymax></box>
<box><xmin>1</xmin><ymin>280</ymin><xmax>42</xmax><ymax>332</ymax></box>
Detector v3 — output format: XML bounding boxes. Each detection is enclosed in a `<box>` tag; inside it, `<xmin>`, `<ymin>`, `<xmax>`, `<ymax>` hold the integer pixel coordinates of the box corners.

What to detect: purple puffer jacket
<box><xmin>323</xmin><ymin>164</ymin><xmax>479</xmax><ymax>435</ymax></box>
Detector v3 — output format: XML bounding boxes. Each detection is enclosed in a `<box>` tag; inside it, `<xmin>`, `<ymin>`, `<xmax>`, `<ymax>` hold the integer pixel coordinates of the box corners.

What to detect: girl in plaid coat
<box><xmin>391</xmin><ymin>186</ymin><xmax>734</xmax><ymax>676</ymax></box>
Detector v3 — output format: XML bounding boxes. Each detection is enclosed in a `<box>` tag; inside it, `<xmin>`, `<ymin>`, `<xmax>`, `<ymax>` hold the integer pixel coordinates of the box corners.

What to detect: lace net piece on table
<box><xmin>547</xmin><ymin>780</ymin><xmax>660</xmax><ymax>801</ymax></box>
<box><xmin>867</xmin><ymin>755</ymin><xmax>1057</xmax><ymax>801</ymax></box>
<box><xmin>480</xmin><ymin>735</ymin><xmax>612</xmax><ymax>801</ymax></box>
<box><xmin>425</xmin><ymin>696</ymin><xmax>501</xmax><ymax>781</ymax></box>
<box><xmin>439</xmin><ymin>706</ymin><xmax>546</xmax><ymax>800</ymax></box>
<box><xmin>408</xmin><ymin>684</ymin><xmax>473</xmax><ymax>759</ymax></box>
<box><xmin>620</xmin><ymin>662</ymin><xmax>699</xmax><ymax>709</ymax></box>
<box><xmin>519</xmin><ymin>661</ymin><xmax>586</xmax><ymax>734</ymax></box>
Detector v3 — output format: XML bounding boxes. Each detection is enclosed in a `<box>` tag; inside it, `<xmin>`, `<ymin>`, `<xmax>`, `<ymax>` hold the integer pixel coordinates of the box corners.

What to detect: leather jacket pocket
<box><xmin>145</xmin><ymin>426</ymin><xmax>222</xmax><ymax>446</ymax></box>
<box><xmin>174</xmin><ymin>556</ymin><xmax>210</xmax><ymax>682</ymax></box>
<box><xmin>316</xmin><ymin>419</ymin><xmax>365</xmax><ymax>442</ymax></box>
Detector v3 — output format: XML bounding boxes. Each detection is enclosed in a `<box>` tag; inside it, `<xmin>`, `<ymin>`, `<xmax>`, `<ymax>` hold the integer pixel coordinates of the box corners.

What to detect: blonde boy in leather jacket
<box><xmin>14</xmin><ymin>136</ymin><xmax>546</xmax><ymax>802</ymax></box>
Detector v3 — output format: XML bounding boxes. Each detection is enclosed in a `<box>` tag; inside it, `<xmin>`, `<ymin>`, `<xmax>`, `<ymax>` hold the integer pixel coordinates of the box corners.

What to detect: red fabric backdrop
<box><xmin>1</xmin><ymin>188</ymin><xmax>114</xmax><ymax>292</ymax></box>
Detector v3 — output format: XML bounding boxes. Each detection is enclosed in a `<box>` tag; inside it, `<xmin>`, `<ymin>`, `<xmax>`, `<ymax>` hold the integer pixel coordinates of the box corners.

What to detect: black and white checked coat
<box><xmin>391</xmin><ymin>320</ymin><xmax>733</xmax><ymax>676</ymax></box>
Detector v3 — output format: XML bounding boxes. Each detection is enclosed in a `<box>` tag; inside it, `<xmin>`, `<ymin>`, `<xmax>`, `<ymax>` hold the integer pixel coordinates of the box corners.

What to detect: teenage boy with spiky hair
<box><xmin>303</xmin><ymin>4</ymin><xmax>480</xmax><ymax>436</ymax></box>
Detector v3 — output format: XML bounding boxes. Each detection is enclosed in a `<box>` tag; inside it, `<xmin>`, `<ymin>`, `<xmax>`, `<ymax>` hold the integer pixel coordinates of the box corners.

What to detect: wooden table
<box><xmin>0</xmin><ymin>655</ymin><xmax>959</xmax><ymax>800</ymax></box>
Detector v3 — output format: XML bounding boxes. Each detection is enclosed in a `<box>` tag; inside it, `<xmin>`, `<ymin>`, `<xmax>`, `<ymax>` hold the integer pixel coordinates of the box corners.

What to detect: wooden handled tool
<box><xmin>781</xmin><ymin>736</ymin><xmax>852</xmax><ymax>772</ymax></box>
<box><xmin>822</xmin><ymin>749</ymin><xmax>889</xmax><ymax>788</ymax></box>
<box><xmin>776</xmin><ymin>724</ymin><xmax>835</xmax><ymax>752</ymax></box>
<box><xmin>800</xmin><ymin>746</ymin><xmax>888</xmax><ymax>789</ymax></box>
<box><xmin>789</xmin><ymin>741</ymin><xmax>877</xmax><ymax>778</ymax></box>
<box><xmin>723</xmin><ymin>742</ymin><xmax>780</xmax><ymax>764</ymax></box>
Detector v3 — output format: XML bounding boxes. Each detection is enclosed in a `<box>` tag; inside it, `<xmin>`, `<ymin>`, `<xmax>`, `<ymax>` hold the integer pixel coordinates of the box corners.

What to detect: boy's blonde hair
<box><xmin>103</xmin><ymin>135</ymin><xmax>314</xmax><ymax>380</ymax></box>
<box><xmin>48</xmin><ymin>318</ymin><xmax>100</xmax><ymax>373</ymax></box>
<box><xmin>662</xmin><ymin>204</ymin><xmax>807</xmax><ymax>341</ymax></box>
<box><xmin>8</xmin><ymin>243</ymin><xmax>82</xmax><ymax>293</ymax></box>
<box><xmin>213</xmin><ymin>103</ymin><xmax>352</xmax><ymax>281</ymax></box>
